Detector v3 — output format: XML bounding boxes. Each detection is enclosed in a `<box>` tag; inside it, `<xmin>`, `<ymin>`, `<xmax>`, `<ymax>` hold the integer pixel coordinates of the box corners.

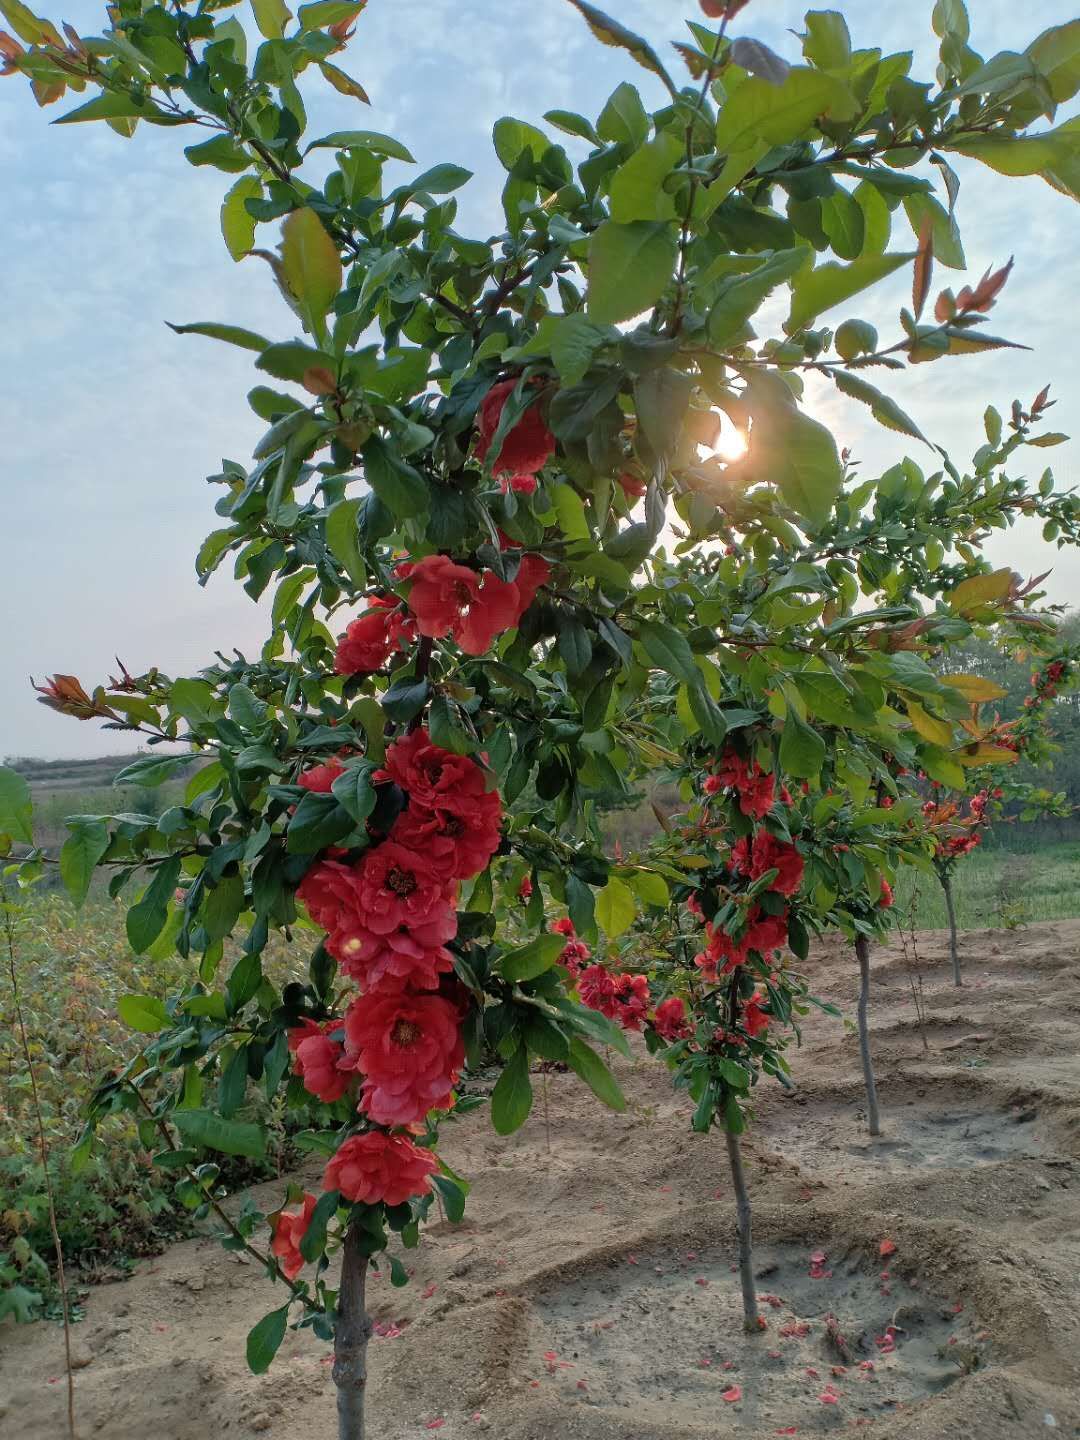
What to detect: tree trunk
<box><xmin>333</xmin><ymin>1225</ymin><xmax>372</xmax><ymax>1440</ymax></box>
<box><xmin>724</xmin><ymin>1129</ymin><xmax>759</xmax><ymax>1333</ymax></box>
<box><xmin>943</xmin><ymin>873</ymin><xmax>961</xmax><ymax>986</ymax></box>
<box><xmin>855</xmin><ymin>935</ymin><xmax>881</xmax><ymax>1137</ymax></box>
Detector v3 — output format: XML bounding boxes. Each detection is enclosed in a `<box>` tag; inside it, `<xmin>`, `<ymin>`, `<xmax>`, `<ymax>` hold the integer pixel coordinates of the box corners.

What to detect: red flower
<box><xmin>511</xmin><ymin>553</ymin><xmax>551</xmax><ymax>614</ymax></box>
<box><xmin>612</xmin><ymin>972</ymin><xmax>650</xmax><ymax>1031</ymax></box>
<box><xmin>878</xmin><ymin>880</ymin><xmax>894</xmax><ymax>909</ymax></box>
<box><xmin>323</xmin><ymin>1131</ymin><xmax>438</xmax><ymax>1207</ymax></box>
<box><xmin>618</xmin><ymin>472</ymin><xmax>647</xmax><ymax>499</ymax></box>
<box><xmin>578</xmin><ymin>963</ymin><xmax>618</xmax><ymax>1016</ymax></box>
<box><xmin>475</xmin><ymin>378</ymin><xmax>555</xmax><ymax>491</ymax></box>
<box><xmin>517</xmin><ymin>874</ymin><xmax>533</xmax><ymax>900</ymax></box>
<box><xmin>749</xmin><ymin>832</ymin><xmax>804</xmax><ymax>897</ymax></box>
<box><xmin>391</xmin><ymin>797</ymin><xmax>502</xmax><ymax>883</ymax></box>
<box><xmin>297</xmin><ymin>852</ymin><xmax>456</xmax><ymax>991</ymax></box>
<box><xmin>289</xmin><ymin>1019</ymin><xmax>353</xmax><ymax>1103</ymax></box>
<box><xmin>270</xmin><ymin>1192</ymin><xmax>318</xmax><ymax>1280</ymax></box>
<box><xmin>408</xmin><ymin>556</ymin><xmax>522</xmax><ymax>652</ymax></box>
<box><xmin>730</xmin><ymin>835</ymin><xmax>751</xmax><ymax>874</ymax></box>
<box><xmin>653</xmin><ymin>996</ymin><xmax>690</xmax><ymax>1041</ymax></box>
<box><xmin>345</xmin><ymin>986</ymin><xmax>464</xmax><ymax>1126</ymax></box>
<box><xmin>298</xmin><ymin>756</ymin><xmax>346</xmax><ymax>794</ymax></box>
<box><xmin>714</xmin><ymin>750</ymin><xmax>776</xmax><ymax>819</ymax></box>
<box><xmin>335</xmin><ymin>597</ymin><xmax>415</xmax><ymax>675</ymax></box>
<box><xmin>380</xmin><ymin>729</ymin><xmax>501</xmax><ymax>826</ymax></box>
<box><xmin>744</xmin><ymin>907</ymin><xmax>788</xmax><ymax>957</ymax></box>
<box><xmin>742</xmin><ymin>992</ymin><xmax>770</xmax><ymax>1038</ymax></box>
<box><xmin>550</xmin><ymin>917</ymin><xmax>590</xmax><ymax>976</ymax></box>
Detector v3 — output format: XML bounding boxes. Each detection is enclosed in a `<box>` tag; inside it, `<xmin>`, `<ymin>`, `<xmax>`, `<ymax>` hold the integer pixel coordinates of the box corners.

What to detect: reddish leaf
<box><xmin>912</xmin><ymin>213</ymin><xmax>934</xmax><ymax>319</ymax></box>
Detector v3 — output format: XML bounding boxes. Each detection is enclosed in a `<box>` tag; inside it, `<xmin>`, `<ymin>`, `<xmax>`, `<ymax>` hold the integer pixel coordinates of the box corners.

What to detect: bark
<box><xmin>856</xmin><ymin>935</ymin><xmax>881</xmax><ymax>1137</ymax></box>
<box><xmin>333</xmin><ymin>1226</ymin><xmax>372</xmax><ymax>1440</ymax></box>
<box><xmin>943</xmin><ymin>872</ymin><xmax>961</xmax><ymax>986</ymax></box>
<box><xmin>724</xmin><ymin>1129</ymin><xmax>760</xmax><ymax>1332</ymax></box>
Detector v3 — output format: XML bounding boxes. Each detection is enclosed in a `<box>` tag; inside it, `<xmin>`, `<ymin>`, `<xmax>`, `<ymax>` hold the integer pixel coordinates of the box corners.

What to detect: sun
<box><xmin>702</xmin><ymin>416</ymin><xmax>748</xmax><ymax>463</ymax></box>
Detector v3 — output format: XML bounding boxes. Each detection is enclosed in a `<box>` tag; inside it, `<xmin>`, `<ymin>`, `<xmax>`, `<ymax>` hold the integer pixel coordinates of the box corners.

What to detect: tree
<box><xmin>4</xmin><ymin>0</ymin><xmax>1080</xmax><ymax>1431</ymax></box>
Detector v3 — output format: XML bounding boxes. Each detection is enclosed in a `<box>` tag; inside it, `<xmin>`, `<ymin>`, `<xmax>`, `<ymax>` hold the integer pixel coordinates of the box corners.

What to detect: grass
<box><xmin>0</xmin><ymin>890</ymin><xmax>306</xmax><ymax>1323</ymax></box>
<box><xmin>893</xmin><ymin>841</ymin><xmax>1080</xmax><ymax>931</ymax></box>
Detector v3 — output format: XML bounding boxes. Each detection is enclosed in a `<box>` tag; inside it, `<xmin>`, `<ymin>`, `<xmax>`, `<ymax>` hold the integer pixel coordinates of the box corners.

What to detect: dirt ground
<box><xmin>4</xmin><ymin>921</ymin><xmax>1080</xmax><ymax>1439</ymax></box>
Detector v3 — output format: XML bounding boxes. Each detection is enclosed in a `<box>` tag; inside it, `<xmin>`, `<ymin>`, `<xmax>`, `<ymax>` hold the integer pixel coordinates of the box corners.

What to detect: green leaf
<box><xmin>305</xmin><ymin>130</ymin><xmax>415</xmax><ymax>163</ymax></box>
<box><xmin>566</xmin><ymin>1036</ymin><xmax>627</xmax><ymax>1112</ymax></box>
<box><xmin>708</xmin><ymin>247</ymin><xmax>807</xmax><ymax>345</ymax></box>
<box><xmin>716</xmin><ymin>66</ymin><xmax>856</xmax><ymax>152</ymax></box>
<box><xmin>903</xmin><ymin>193</ymin><xmax>964</xmax><ymax>270</ymax></box>
<box><xmin>221</xmin><ymin>175</ymin><xmax>262</xmax><ymax>262</ymax></box>
<box><xmin>299</xmin><ymin>1188</ymin><xmax>339</xmax><ymax>1262</ymax></box>
<box><xmin>564</xmin><ymin>0</ymin><xmax>678</xmax><ymax>97</ymax></box>
<box><xmin>832</xmin><ymin>371</ymin><xmax>928</xmax><ymax>446</ymax></box>
<box><xmin>587</xmin><ymin>220</ymin><xmax>678</xmax><ymax>325</ymax></box>
<box><xmin>172</xmin><ymin>1108</ymin><xmax>266</xmax><ymax>1159</ymax></box>
<box><xmin>331</xmin><ymin>763</ymin><xmax>377</xmax><ymax>824</ymax></box>
<box><xmin>490</xmin><ymin>1045</ymin><xmax>533</xmax><ymax>1135</ymax></box>
<box><xmin>820</xmin><ymin>188</ymin><xmax>865</xmax><ymax>261</ymax></box>
<box><xmin>803</xmin><ymin>10</ymin><xmax>852</xmax><ymax>70</ymax></box>
<box><xmin>362</xmin><ymin>436</ymin><xmax>429</xmax><ymax>520</ymax></box>
<box><xmin>298</xmin><ymin>0</ymin><xmax>363</xmax><ymax>28</ymax></box>
<box><xmin>492</xmin><ymin>115</ymin><xmax>549</xmax><ymax>170</ymax></box>
<box><xmin>250</xmin><ymin>0</ymin><xmax>292</xmax><ymax>40</ymax></box>
<box><xmin>749</xmin><ymin>398</ymin><xmax>844</xmax><ymax>531</ymax></box>
<box><xmin>635</xmin><ymin>366</ymin><xmax>693</xmax><ymax>462</ymax></box>
<box><xmin>551</xmin><ymin>482</ymin><xmax>591</xmax><ymax>541</ymax></box>
<box><xmin>203</xmin><ymin>874</ymin><xmax>245</xmax><ymax>942</ymax></box>
<box><xmin>167</xmin><ymin>321</ymin><xmax>271</xmax><ymax>353</ymax></box>
<box><xmin>184</xmin><ymin>135</ymin><xmax>250</xmax><ymax>173</ymax></box>
<box><xmin>609</xmin><ymin>133</ymin><xmax>682</xmax><ymax>222</ymax></box>
<box><xmin>127</xmin><ymin>856</ymin><xmax>181</xmax><ymax>954</ymax></box>
<box><xmin>596</xmin><ymin>875</ymin><xmax>635</xmax><ymax>937</ymax></box>
<box><xmin>548</xmin><ymin>313</ymin><xmax>617</xmax><ymax>385</ymax></box>
<box><xmin>287</xmin><ymin>791</ymin><xmax>355</xmax><ymax>853</ymax></box>
<box><xmin>54</xmin><ymin>93</ymin><xmax>182</xmax><ymax>125</ymax></box>
<box><xmin>1027</xmin><ymin>19</ymin><xmax>1080</xmax><ymax>104</ymax></box>
<box><xmin>324</xmin><ymin>498</ymin><xmax>365</xmax><ymax>586</ymax></box>
<box><xmin>544</xmin><ymin>109</ymin><xmax>600</xmax><ymax>144</ymax></box>
<box><xmin>499</xmin><ymin>933</ymin><xmax>566</xmax><ymax>983</ymax></box>
<box><xmin>117</xmin><ymin>993</ymin><xmax>170</xmax><ymax>1033</ymax></box>
<box><xmin>401</xmin><ymin>163</ymin><xmax>472</xmax><ymax>197</ymax></box>
<box><xmin>636</xmin><ymin>618</ymin><xmax>697</xmax><ymax>682</ymax></box>
<box><xmin>60</xmin><ymin>818</ymin><xmax>109</xmax><ymax>909</ymax></box>
<box><xmin>0</xmin><ymin>765</ymin><xmax>33</xmax><ymax>845</ymax></box>
<box><xmin>788</xmin><ymin>251</ymin><xmax>913</xmax><ymax>330</ymax></box>
<box><xmin>948</xmin><ymin>132</ymin><xmax>1065</xmax><ymax>177</ymax></box>
<box><xmin>246</xmin><ymin>1305</ymin><xmax>289</xmax><ymax>1376</ymax></box>
<box><xmin>381</xmin><ymin>677</ymin><xmax>430</xmax><ymax>725</ymax></box>
<box><xmin>281</xmin><ymin>208</ymin><xmax>342</xmax><ymax>329</ymax></box>
<box><xmin>779</xmin><ymin>709</ymin><xmax>827</xmax><ymax>779</ymax></box>
<box><xmin>319</xmin><ymin>61</ymin><xmax>369</xmax><ymax>103</ymax></box>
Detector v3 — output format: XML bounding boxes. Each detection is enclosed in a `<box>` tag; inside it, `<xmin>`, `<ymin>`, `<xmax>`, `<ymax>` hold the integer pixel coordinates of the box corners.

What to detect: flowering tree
<box><xmin>5</xmin><ymin>0</ymin><xmax>1080</xmax><ymax>1431</ymax></box>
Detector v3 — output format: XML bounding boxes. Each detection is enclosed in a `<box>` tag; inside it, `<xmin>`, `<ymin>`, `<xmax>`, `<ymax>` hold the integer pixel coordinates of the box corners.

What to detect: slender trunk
<box><xmin>943</xmin><ymin>873</ymin><xmax>961</xmax><ymax>986</ymax></box>
<box><xmin>333</xmin><ymin>1226</ymin><xmax>372</xmax><ymax>1440</ymax></box>
<box><xmin>855</xmin><ymin>935</ymin><xmax>881</xmax><ymax>1137</ymax></box>
<box><xmin>724</xmin><ymin>1129</ymin><xmax>759</xmax><ymax>1332</ymax></box>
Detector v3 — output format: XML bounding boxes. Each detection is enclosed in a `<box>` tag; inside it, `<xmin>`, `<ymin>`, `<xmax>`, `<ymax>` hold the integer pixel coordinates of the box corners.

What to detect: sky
<box><xmin>2</xmin><ymin>0</ymin><xmax>1078</xmax><ymax>760</ymax></box>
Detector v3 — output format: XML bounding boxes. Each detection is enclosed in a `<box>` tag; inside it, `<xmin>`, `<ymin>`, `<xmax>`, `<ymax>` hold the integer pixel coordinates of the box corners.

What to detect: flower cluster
<box><xmin>550</xmin><ymin>917</ymin><xmax>591</xmax><ymax>976</ymax></box>
<box><xmin>704</xmin><ymin>748</ymin><xmax>778</xmax><ymax>820</ymax></box>
<box><xmin>280</xmin><ymin>728</ymin><xmax>504</xmax><ymax>1271</ymax></box>
<box><xmin>398</xmin><ymin>552</ymin><xmax>549</xmax><ymax>655</ymax></box>
<box><xmin>474</xmin><ymin>377</ymin><xmax>556</xmax><ymax>495</ymax></box>
<box><xmin>922</xmin><ymin>791</ymin><xmax>990</xmax><ymax>863</ymax></box>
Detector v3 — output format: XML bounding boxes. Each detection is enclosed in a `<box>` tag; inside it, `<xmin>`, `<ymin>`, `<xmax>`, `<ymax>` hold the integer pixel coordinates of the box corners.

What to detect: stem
<box><xmin>3</xmin><ymin>902</ymin><xmax>77</xmax><ymax>1440</ymax></box>
<box><xmin>942</xmin><ymin>872</ymin><xmax>961</xmax><ymax>986</ymax></box>
<box><xmin>724</xmin><ymin>1129</ymin><xmax>759</xmax><ymax>1333</ymax></box>
<box><xmin>333</xmin><ymin>1225</ymin><xmax>373</xmax><ymax>1440</ymax></box>
<box><xmin>127</xmin><ymin>1084</ymin><xmax>319</xmax><ymax>1313</ymax></box>
<box><xmin>855</xmin><ymin>935</ymin><xmax>881</xmax><ymax>1137</ymax></box>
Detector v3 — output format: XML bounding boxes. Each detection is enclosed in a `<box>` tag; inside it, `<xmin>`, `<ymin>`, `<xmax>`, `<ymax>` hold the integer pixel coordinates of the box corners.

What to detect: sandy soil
<box><xmin>4</xmin><ymin>920</ymin><xmax>1080</xmax><ymax>1439</ymax></box>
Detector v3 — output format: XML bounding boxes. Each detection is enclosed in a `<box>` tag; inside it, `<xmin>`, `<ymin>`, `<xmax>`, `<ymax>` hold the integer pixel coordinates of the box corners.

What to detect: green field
<box><xmin>893</xmin><ymin>841</ymin><xmax>1080</xmax><ymax>931</ymax></box>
